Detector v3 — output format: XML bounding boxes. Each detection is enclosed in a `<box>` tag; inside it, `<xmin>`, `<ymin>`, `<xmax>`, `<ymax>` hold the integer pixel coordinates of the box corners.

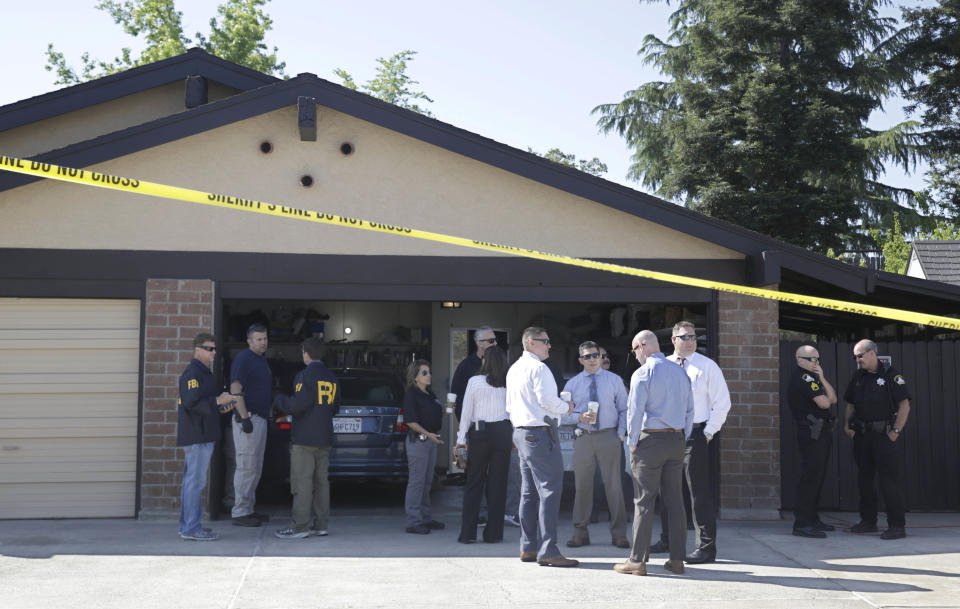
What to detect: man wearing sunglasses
<box><xmin>506</xmin><ymin>327</ymin><xmax>578</xmax><ymax>567</ymax></box>
<box><xmin>649</xmin><ymin>321</ymin><xmax>730</xmax><ymax>564</ymax></box>
<box><xmin>787</xmin><ymin>345</ymin><xmax>837</xmax><ymax>538</ymax></box>
<box><xmin>177</xmin><ymin>334</ymin><xmax>237</xmax><ymax>540</ymax></box>
<box><xmin>843</xmin><ymin>339</ymin><xmax>911</xmax><ymax>540</ymax></box>
<box><xmin>451</xmin><ymin>326</ymin><xmax>498</xmax><ymax>420</ymax></box>
<box><xmin>561</xmin><ymin>341</ymin><xmax>629</xmax><ymax>550</ymax></box>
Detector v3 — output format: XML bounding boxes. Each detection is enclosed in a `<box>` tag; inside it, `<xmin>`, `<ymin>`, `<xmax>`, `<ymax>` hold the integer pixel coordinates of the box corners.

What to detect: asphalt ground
<box><xmin>1</xmin><ymin>482</ymin><xmax>959</xmax><ymax>609</ymax></box>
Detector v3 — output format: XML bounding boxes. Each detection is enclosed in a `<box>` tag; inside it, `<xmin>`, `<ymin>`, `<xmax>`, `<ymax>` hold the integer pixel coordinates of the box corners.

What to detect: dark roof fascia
<box><xmin>0</xmin><ymin>78</ymin><xmax>305</xmax><ymax>192</ymax></box>
<box><xmin>4</xmin><ymin>70</ymin><xmax>960</xmax><ymax>309</ymax></box>
<box><xmin>0</xmin><ymin>48</ymin><xmax>277</xmax><ymax>132</ymax></box>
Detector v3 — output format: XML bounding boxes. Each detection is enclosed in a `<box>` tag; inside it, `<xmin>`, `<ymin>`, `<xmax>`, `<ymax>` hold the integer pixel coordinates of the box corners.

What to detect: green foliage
<box><xmin>335</xmin><ymin>50</ymin><xmax>434</xmax><ymax>117</ymax></box>
<box><xmin>45</xmin><ymin>0</ymin><xmax>284</xmax><ymax>85</ymax></box>
<box><xmin>869</xmin><ymin>213</ymin><xmax>911</xmax><ymax>273</ymax></box>
<box><xmin>594</xmin><ymin>0</ymin><xmax>927</xmax><ymax>253</ymax></box>
<box><xmin>899</xmin><ymin>0</ymin><xmax>960</xmax><ymax>219</ymax></box>
<box><xmin>528</xmin><ymin>148</ymin><xmax>608</xmax><ymax>177</ymax></box>
<box><xmin>869</xmin><ymin>213</ymin><xmax>960</xmax><ymax>274</ymax></box>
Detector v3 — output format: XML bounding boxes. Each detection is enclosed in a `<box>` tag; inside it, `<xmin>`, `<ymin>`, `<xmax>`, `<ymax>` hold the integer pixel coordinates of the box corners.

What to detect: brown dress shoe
<box><xmin>520</xmin><ymin>551</ymin><xmax>537</xmax><ymax>562</ymax></box>
<box><xmin>664</xmin><ymin>559</ymin><xmax>685</xmax><ymax>574</ymax></box>
<box><xmin>537</xmin><ymin>555</ymin><xmax>580</xmax><ymax>567</ymax></box>
<box><xmin>612</xmin><ymin>537</ymin><xmax>630</xmax><ymax>549</ymax></box>
<box><xmin>613</xmin><ymin>559</ymin><xmax>647</xmax><ymax>575</ymax></box>
<box><xmin>566</xmin><ymin>536</ymin><xmax>590</xmax><ymax>548</ymax></box>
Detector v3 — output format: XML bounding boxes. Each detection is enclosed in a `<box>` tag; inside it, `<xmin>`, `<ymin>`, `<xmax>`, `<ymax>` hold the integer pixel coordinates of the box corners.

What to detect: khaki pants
<box><xmin>290</xmin><ymin>444</ymin><xmax>331</xmax><ymax>532</ymax></box>
<box><xmin>231</xmin><ymin>414</ymin><xmax>267</xmax><ymax>518</ymax></box>
<box><xmin>572</xmin><ymin>428</ymin><xmax>627</xmax><ymax>540</ymax></box>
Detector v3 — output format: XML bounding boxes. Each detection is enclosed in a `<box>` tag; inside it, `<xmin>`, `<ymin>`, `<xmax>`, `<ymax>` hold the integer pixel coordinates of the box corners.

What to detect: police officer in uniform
<box><xmin>787</xmin><ymin>345</ymin><xmax>837</xmax><ymax>538</ymax></box>
<box><xmin>843</xmin><ymin>339</ymin><xmax>911</xmax><ymax>540</ymax></box>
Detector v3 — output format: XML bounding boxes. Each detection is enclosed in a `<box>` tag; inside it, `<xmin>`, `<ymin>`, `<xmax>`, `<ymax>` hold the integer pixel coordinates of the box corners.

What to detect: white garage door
<box><xmin>0</xmin><ymin>298</ymin><xmax>141</xmax><ymax>518</ymax></box>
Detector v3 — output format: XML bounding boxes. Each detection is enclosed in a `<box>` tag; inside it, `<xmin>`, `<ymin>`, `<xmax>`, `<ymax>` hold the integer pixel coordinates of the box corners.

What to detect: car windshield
<box><xmin>338</xmin><ymin>376</ymin><xmax>403</xmax><ymax>403</ymax></box>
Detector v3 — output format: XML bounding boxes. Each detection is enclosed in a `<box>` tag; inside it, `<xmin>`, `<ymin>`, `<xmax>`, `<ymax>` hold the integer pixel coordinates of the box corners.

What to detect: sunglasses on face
<box><xmin>531</xmin><ymin>338</ymin><xmax>551</xmax><ymax>346</ymax></box>
<box><xmin>477</xmin><ymin>337</ymin><xmax>497</xmax><ymax>344</ymax></box>
<box><xmin>580</xmin><ymin>352</ymin><xmax>602</xmax><ymax>360</ymax></box>
<box><xmin>198</xmin><ymin>345</ymin><xmax>216</xmax><ymax>352</ymax></box>
<box><xmin>673</xmin><ymin>334</ymin><xmax>697</xmax><ymax>341</ymax></box>
<box><xmin>799</xmin><ymin>356</ymin><xmax>819</xmax><ymax>363</ymax></box>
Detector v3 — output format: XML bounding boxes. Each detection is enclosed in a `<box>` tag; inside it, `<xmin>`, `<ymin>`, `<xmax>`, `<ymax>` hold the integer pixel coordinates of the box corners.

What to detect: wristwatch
<box><xmin>892</xmin><ymin>427</ymin><xmax>901</xmax><ymax>434</ymax></box>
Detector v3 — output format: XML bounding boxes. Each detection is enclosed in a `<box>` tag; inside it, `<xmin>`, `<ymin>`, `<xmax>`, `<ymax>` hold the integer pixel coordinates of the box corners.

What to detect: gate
<box><xmin>780</xmin><ymin>340</ymin><xmax>960</xmax><ymax>512</ymax></box>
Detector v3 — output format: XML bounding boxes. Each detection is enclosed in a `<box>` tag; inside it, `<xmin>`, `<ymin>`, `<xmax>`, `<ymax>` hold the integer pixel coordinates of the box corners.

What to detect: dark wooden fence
<box><xmin>780</xmin><ymin>340</ymin><xmax>960</xmax><ymax>512</ymax></box>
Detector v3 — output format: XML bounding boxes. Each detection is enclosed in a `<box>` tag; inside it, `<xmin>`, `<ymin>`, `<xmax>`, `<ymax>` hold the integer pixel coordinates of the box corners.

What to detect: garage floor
<box><xmin>2</xmin><ymin>485</ymin><xmax>959</xmax><ymax>609</ymax></box>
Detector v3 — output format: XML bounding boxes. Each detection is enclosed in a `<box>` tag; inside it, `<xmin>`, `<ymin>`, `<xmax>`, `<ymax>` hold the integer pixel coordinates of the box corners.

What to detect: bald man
<box><xmin>787</xmin><ymin>345</ymin><xmax>837</xmax><ymax>538</ymax></box>
<box><xmin>614</xmin><ymin>330</ymin><xmax>693</xmax><ymax>576</ymax></box>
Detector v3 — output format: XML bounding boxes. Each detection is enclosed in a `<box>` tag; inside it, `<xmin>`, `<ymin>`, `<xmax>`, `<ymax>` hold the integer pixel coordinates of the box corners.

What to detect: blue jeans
<box><xmin>179</xmin><ymin>442</ymin><xmax>214</xmax><ymax>535</ymax></box>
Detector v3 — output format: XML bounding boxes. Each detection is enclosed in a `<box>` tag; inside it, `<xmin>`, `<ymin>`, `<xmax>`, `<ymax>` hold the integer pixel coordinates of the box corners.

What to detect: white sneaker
<box><xmin>310</xmin><ymin>529</ymin><xmax>328</xmax><ymax>537</ymax></box>
<box><xmin>504</xmin><ymin>514</ymin><xmax>521</xmax><ymax>527</ymax></box>
<box><xmin>275</xmin><ymin>528</ymin><xmax>309</xmax><ymax>539</ymax></box>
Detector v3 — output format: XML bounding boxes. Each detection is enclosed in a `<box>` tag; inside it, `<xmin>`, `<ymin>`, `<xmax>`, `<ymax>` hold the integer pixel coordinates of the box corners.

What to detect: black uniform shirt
<box><xmin>177</xmin><ymin>358</ymin><xmax>221</xmax><ymax>446</ymax></box>
<box><xmin>787</xmin><ymin>366</ymin><xmax>829</xmax><ymax>422</ymax></box>
<box><xmin>451</xmin><ymin>353</ymin><xmax>482</xmax><ymax>420</ymax></box>
<box><xmin>404</xmin><ymin>386</ymin><xmax>443</xmax><ymax>434</ymax></box>
<box><xmin>843</xmin><ymin>364</ymin><xmax>912</xmax><ymax>422</ymax></box>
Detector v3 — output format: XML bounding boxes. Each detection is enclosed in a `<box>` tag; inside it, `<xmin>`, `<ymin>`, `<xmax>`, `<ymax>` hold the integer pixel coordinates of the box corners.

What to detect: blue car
<box><xmin>262</xmin><ymin>367</ymin><xmax>408</xmax><ymax>495</ymax></box>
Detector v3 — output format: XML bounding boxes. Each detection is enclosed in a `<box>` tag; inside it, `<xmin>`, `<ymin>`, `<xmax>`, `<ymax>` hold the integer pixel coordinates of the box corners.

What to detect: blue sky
<box><xmin>2</xmin><ymin>0</ymin><xmax>927</xmax><ymax>195</ymax></box>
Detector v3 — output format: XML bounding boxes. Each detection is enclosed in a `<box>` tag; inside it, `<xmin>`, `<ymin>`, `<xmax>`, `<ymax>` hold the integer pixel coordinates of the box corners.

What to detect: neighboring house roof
<box><xmin>2</xmin><ymin>50</ymin><xmax>960</xmax><ymax>319</ymax></box>
<box><xmin>908</xmin><ymin>241</ymin><xmax>960</xmax><ymax>286</ymax></box>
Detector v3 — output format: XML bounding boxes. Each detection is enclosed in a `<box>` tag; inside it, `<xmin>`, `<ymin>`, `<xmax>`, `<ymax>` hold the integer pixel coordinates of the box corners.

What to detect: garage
<box><xmin>211</xmin><ymin>297</ymin><xmax>709</xmax><ymax>510</ymax></box>
<box><xmin>0</xmin><ymin>298</ymin><xmax>141</xmax><ymax>518</ymax></box>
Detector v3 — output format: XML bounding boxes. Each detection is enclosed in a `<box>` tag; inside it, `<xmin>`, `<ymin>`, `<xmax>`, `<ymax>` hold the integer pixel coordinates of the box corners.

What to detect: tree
<box><xmin>45</xmin><ymin>0</ymin><xmax>285</xmax><ymax>85</ymax></box>
<box><xmin>594</xmin><ymin>0</ymin><xmax>927</xmax><ymax>253</ymax></box>
<box><xmin>528</xmin><ymin>148</ymin><xmax>608</xmax><ymax>177</ymax></box>
<box><xmin>899</xmin><ymin>0</ymin><xmax>960</xmax><ymax>219</ymax></box>
<box><xmin>869</xmin><ymin>213</ymin><xmax>912</xmax><ymax>273</ymax></box>
<box><xmin>335</xmin><ymin>50</ymin><xmax>434</xmax><ymax>117</ymax></box>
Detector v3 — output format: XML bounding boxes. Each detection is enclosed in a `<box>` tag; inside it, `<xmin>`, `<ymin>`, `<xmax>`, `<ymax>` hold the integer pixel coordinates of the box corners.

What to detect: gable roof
<box><xmin>2</xmin><ymin>51</ymin><xmax>960</xmax><ymax>318</ymax></box>
<box><xmin>910</xmin><ymin>241</ymin><xmax>960</xmax><ymax>286</ymax></box>
<box><xmin>0</xmin><ymin>48</ymin><xmax>277</xmax><ymax>133</ymax></box>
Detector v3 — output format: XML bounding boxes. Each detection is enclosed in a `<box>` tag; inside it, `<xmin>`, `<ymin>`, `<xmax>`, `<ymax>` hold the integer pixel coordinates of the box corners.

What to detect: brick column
<box><xmin>140</xmin><ymin>279</ymin><xmax>215</xmax><ymax>516</ymax></box>
<box><xmin>716</xmin><ymin>290</ymin><xmax>779</xmax><ymax>516</ymax></box>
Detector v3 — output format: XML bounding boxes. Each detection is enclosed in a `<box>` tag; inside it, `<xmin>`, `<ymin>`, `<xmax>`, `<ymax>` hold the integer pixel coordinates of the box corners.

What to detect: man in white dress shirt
<box><xmin>506</xmin><ymin>327</ymin><xmax>578</xmax><ymax>567</ymax></box>
<box><xmin>562</xmin><ymin>340</ymin><xmax>630</xmax><ymax>549</ymax></box>
<box><xmin>650</xmin><ymin>321</ymin><xmax>731</xmax><ymax>564</ymax></box>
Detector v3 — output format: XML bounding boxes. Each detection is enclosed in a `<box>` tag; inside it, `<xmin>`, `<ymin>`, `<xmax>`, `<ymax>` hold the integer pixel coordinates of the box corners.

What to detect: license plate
<box><xmin>334</xmin><ymin>417</ymin><xmax>362</xmax><ymax>433</ymax></box>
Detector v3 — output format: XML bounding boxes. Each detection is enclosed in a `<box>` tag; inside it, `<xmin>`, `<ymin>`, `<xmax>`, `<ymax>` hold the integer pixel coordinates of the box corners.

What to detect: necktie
<box><xmin>589</xmin><ymin>374</ymin><xmax>599</xmax><ymax>429</ymax></box>
<box><xmin>678</xmin><ymin>357</ymin><xmax>686</xmax><ymax>368</ymax></box>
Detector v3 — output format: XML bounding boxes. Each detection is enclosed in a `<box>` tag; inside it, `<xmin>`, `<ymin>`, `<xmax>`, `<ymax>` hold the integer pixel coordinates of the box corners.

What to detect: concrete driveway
<box><xmin>1</xmin><ymin>485</ymin><xmax>958</xmax><ymax>609</ymax></box>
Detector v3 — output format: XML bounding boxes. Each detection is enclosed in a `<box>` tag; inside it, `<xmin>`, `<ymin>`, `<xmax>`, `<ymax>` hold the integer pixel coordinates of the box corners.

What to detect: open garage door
<box><xmin>0</xmin><ymin>298</ymin><xmax>141</xmax><ymax>518</ymax></box>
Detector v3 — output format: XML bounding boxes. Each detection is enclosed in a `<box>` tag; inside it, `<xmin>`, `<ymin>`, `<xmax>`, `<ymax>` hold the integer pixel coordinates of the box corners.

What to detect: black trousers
<box><xmin>853</xmin><ymin>428</ymin><xmax>906</xmax><ymax>527</ymax></box>
<box><xmin>793</xmin><ymin>423</ymin><xmax>832</xmax><ymax>528</ymax></box>
<box><xmin>459</xmin><ymin>420</ymin><xmax>513</xmax><ymax>542</ymax></box>
<box><xmin>658</xmin><ymin>423</ymin><xmax>716</xmax><ymax>553</ymax></box>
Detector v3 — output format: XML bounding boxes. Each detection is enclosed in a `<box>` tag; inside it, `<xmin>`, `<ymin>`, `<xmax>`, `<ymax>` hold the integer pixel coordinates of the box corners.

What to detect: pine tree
<box><xmin>594</xmin><ymin>0</ymin><xmax>925</xmax><ymax>252</ymax></box>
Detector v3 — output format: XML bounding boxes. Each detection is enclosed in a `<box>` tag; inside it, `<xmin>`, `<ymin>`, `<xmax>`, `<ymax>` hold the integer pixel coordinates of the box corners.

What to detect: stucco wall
<box><xmin>0</xmin><ymin>105</ymin><xmax>743</xmax><ymax>262</ymax></box>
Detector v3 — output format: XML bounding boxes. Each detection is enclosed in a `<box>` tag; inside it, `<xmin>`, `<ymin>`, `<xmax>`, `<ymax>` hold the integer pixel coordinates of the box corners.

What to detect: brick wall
<box><xmin>717</xmin><ymin>290</ymin><xmax>780</xmax><ymax>514</ymax></box>
<box><xmin>140</xmin><ymin>279</ymin><xmax>215</xmax><ymax>515</ymax></box>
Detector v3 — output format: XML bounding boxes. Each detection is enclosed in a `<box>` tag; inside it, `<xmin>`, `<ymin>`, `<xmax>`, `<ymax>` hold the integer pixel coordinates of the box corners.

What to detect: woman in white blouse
<box><xmin>456</xmin><ymin>347</ymin><xmax>512</xmax><ymax>543</ymax></box>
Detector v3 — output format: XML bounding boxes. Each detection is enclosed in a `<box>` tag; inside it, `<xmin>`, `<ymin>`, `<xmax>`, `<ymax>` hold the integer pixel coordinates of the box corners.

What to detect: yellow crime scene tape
<box><xmin>2</xmin><ymin>154</ymin><xmax>959</xmax><ymax>330</ymax></box>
